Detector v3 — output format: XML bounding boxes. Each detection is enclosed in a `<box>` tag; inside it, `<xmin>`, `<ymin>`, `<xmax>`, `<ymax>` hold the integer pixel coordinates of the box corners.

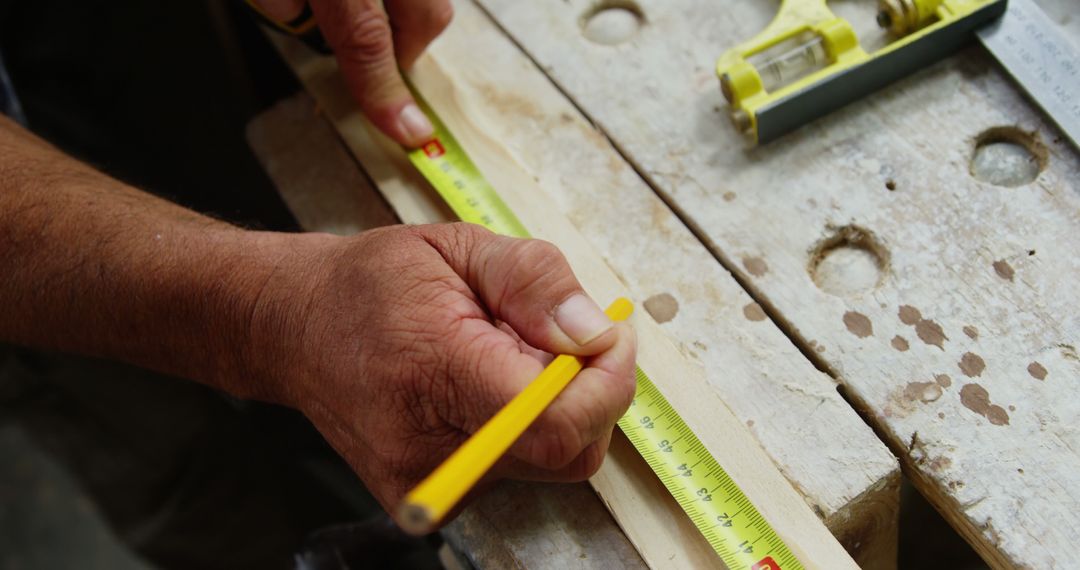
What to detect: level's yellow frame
<box><xmin>717</xmin><ymin>0</ymin><xmax>1000</xmax><ymax>144</ymax></box>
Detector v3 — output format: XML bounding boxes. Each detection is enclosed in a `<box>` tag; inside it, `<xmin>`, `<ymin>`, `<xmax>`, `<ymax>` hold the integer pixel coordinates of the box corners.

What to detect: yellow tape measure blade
<box><xmin>406</xmin><ymin>97</ymin><xmax>530</xmax><ymax>239</ymax></box>
<box><xmin>618</xmin><ymin>368</ymin><xmax>804</xmax><ymax>570</ymax></box>
<box><xmin>402</xmin><ymin>85</ymin><xmax>805</xmax><ymax>570</ymax></box>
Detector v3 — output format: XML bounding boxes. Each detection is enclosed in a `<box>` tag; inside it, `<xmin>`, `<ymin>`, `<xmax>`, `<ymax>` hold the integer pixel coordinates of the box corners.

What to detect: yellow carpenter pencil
<box><xmin>397</xmin><ymin>297</ymin><xmax>634</xmax><ymax>534</ymax></box>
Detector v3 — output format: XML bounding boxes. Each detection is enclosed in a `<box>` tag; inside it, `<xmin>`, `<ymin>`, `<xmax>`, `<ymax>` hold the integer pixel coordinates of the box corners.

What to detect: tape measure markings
<box><xmin>406</xmin><ymin>92</ymin><xmax>803</xmax><ymax>570</ymax></box>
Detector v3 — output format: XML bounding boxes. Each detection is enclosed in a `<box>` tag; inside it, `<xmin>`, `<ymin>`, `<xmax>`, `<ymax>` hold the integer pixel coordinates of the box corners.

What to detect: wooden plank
<box><xmin>475</xmin><ymin>0</ymin><xmax>1080</xmax><ymax>566</ymax></box>
<box><xmin>390</xmin><ymin>8</ymin><xmax>899</xmax><ymax>568</ymax></box>
<box><xmin>246</xmin><ymin>92</ymin><xmax>648</xmax><ymax>568</ymax></box>
<box><xmin>268</xmin><ymin>27</ymin><xmax>866</xmax><ymax>570</ymax></box>
<box><xmin>244</xmin><ymin>93</ymin><xmax>398</xmax><ymax>235</ymax></box>
<box><xmin>442</xmin><ymin>480</ymin><xmax>649</xmax><ymax>569</ymax></box>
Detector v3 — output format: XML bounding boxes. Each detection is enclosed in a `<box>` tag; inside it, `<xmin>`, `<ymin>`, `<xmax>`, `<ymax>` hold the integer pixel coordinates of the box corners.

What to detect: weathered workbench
<box><xmin>247</xmin><ymin>0</ymin><xmax>1079</xmax><ymax>567</ymax></box>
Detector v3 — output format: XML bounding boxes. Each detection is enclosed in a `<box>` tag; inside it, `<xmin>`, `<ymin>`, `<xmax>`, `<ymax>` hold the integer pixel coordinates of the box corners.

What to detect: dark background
<box><xmin>0</xmin><ymin>3</ymin><xmax>443</xmax><ymax>569</ymax></box>
<box><xmin>0</xmin><ymin>0</ymin><xmax>299</xmax><ymax>229</ymax></box>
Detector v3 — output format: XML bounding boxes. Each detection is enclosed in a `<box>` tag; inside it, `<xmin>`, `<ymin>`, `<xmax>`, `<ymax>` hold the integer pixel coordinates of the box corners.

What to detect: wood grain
<box><xmin>476</xmin><ymin>0</ymin><xmax>1080</xmax><ymax>566</ymax></box>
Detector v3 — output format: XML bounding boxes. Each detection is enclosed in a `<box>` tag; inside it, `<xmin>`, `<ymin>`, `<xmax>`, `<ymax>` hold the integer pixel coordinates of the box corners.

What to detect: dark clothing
<box><xmin>0</xmin><ymin>3</ymin><xmax>435</xmax><ymax>568</ymax></box>
<box><xmin>0</xmin><ymin>350</ymin><xmax>369</xmax><ymax>569</ymax></box>
<box><xmin>0</xmin><ymin>50</ymin><xmax>24</xmax><ymax>124</ymax></box>
<box><xmin>0</xmin><ymin>0</ymin><xmax>298</xmax><ymax>230</ymax></box>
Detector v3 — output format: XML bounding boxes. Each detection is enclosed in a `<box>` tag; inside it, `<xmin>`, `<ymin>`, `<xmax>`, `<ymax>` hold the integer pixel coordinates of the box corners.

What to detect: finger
<box><xmin>384</xmin><ymin>0</ymin><xmax>453</xmax><ymax>69</ymax></box>
<box><xmin>252</xmin><ymin>0</ymin><xmax>306</xmax><ymax>22</ymax></box>
<box><xmin>442</xmin><ymin>317</ymin><xmax>634</xmax><ymax>471</ymax></box>
<box><xmin>497</xmin><ymin>433</ymin><xmax>613</xmax><ymax>483</ymax></box>
<box><xmin>509</xmin><ymin>323</ymin><xmax>637</xmax><ymax>471</ymax></box>
<box><xmin>415</xmin><ymin>223</ymin><xmax>618</xmax><ymax>356</ymax></box>
<box><xmin>496</xmin><ymin>320</ymin><xmax>553</xmax><ymax>366</ymax></box>
<box><xmin>309</xmin><ymin>0</ymin><xmax>434</xmax><ymax>147</ymax></box>
<box><xmin>442</xmin><ymin>316</ymin><xmax>546</xmax><ymax>434</ymax></box>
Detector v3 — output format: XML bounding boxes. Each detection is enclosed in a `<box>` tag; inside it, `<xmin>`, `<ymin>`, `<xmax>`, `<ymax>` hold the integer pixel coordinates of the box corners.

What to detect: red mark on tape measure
<box><xmin>422</xmin><ymin>139</ymin><xmax>445</xmax><ymax>158</ymax></box>
<box><xmin>751</xmin><ymin>557</ymin><xmax>779</xmax><ymax>570</ymax></box>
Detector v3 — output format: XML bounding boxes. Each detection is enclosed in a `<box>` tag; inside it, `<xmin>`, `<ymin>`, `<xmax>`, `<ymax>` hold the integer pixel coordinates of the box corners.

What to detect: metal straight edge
<box><xmin>977</xmin><ymin>0</ymin><xmax>1080</xmax><ymax>150</ymax></box>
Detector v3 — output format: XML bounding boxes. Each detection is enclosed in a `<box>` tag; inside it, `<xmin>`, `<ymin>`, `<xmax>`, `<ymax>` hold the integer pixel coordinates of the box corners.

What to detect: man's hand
<box><xmin>244</xmin><ymin>223</ymin><xmax>637</xmax><ymax>515</ymax></box>
<box><xmin>256</xmin><ymin>0</ymin><xmax>452</xmax><ymax>147</ymax></box>
<box><xmin>0</xmin><ymin>116</ymin><xmax>636</xmax><ymax>525</ymax></box>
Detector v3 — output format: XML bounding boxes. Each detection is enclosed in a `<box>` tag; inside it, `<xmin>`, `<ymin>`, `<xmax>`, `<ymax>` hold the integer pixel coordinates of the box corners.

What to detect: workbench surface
<box><xmin>248</xmin><ymin>0</ymin><xmax>1079</xmax><ymax>566</ymax></box>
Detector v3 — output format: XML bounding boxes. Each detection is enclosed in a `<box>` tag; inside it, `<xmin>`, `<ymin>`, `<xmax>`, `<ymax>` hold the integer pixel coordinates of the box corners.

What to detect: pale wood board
<box><xmin>399</xmin><ymin>3</ymin><xmax>901</xmax><ymax>567</ymax></box>
<box><xmin>269</xmin><ymin>28</ymin><xmax>864</xmax><ymax>570</ymax></box>
<box><xmin>476</xmin><ymin>0</ymin><xmax>1080</xmax><ymax>566</ymax></box>
<box><xmin>244</xmin><ymin>93</ymin><xmax>398</xmax><ymax>235</ymax></box>
<box><xmin>440</xmin><ymin>479</ymin><xmax>649</xmax><ymax>569</ymax></box>
<box><xmin>246</xmin><ymin>93</ymin><xmax>648</xmax><ymax>568</ymax></box>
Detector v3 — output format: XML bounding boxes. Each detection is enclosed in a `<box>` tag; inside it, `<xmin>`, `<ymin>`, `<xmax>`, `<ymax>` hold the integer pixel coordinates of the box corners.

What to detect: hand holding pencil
<box><xmin>261</xmin><ymin>224</ymin><xmax>637</xmax><ymax>530</ymax></box>
<box><xmin>400</xmin><ymin>298</ymin><xmax>636</xmax><ymax>532</ymax></box>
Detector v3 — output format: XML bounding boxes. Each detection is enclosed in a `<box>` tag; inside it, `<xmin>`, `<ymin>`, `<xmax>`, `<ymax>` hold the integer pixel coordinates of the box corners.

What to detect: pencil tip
<box><xmin>397</xmin><ymin>502</ymin><xmax>435</xmax><ymax>536</ymax></box>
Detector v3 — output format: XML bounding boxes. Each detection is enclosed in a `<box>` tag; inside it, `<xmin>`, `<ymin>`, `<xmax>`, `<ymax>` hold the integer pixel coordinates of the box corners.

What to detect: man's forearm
<box><xmin>0</xmin><ymin>115</ymin><xmax>310</xmax><ymax>397</ymax></box>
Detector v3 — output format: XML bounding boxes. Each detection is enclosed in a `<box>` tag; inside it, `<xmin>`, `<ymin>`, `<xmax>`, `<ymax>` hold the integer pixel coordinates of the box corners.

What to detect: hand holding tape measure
<box><xmin>245</xmin><ymin>0</ymin><xmax>451</xmax><ymax>148</ymax></box>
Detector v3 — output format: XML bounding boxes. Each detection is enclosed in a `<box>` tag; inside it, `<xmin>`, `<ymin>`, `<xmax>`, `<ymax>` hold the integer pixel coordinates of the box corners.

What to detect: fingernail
<box><xmin>555</xmin><ymin>294</ymin><xmax>613</xmax><ymax>345</ymax></box>
<box><xmin>398</xmin><ymin>103</ymin><xmax>434</xmax><ymax>144</ymax></box>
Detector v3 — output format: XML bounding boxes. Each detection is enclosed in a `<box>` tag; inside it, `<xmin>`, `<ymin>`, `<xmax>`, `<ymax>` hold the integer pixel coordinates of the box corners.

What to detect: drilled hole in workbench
<box><xmin>970</xmin><ymin>126</ymin><xmax>1047</xmax><ymax>187</ymax></box>
<box><xmin>581</xmin><ymin>1</ymin><xmax>644</xmax><ymax>45</ymax></box>
<box><xmin>809</xmin><ymin>225</ymin><xmax>890</xmax><ymax>297</ymax></box>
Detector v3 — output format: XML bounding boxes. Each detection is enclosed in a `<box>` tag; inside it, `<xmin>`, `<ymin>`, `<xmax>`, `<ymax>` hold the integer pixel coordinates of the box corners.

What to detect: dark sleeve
<box><xmin>0</xmin><ymin>50</ymin><xmax>26</xmax><ymax>125</ymax></box>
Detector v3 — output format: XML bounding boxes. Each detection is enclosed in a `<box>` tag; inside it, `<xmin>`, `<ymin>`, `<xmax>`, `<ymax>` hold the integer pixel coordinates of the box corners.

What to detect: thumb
<box><xmin>309</xmin><ymin>0</ymin><xmax>434</xmax><ymax>147</ymax></box>
<box><xmin>417</xmin><ymin>224</ymin><xmax>616</xmax><ymax>356</ymax></box>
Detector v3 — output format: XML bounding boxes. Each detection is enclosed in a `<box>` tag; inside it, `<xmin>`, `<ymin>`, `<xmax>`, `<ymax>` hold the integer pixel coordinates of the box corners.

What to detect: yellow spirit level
<box><xmin>717</xmin><ymin>0</ymin><xmax>1007</xmax><ymax>145</ymax></box>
